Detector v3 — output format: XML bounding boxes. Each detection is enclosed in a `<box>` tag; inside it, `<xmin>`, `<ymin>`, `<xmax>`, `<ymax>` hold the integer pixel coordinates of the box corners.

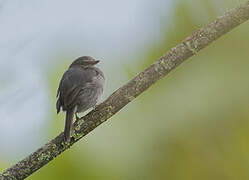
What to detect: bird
<box><xmin>56</xmin><ymin>56</ymin><xmax>105</xmax><ymax>141</ymax></box>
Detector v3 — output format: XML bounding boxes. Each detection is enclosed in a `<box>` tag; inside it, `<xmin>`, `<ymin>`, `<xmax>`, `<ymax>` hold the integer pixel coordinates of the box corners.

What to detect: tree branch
<box><xmin>1</xmin><ymin>1</ymin><xmax>249</xmax><ymax>179</ymax></box>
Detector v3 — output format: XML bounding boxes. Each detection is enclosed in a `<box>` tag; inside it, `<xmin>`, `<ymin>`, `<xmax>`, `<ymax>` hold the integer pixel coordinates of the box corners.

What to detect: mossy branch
<box><xmin>1</xmin><ymin>1</ymin><xmax>249</xmax><ymax>179</ymax></box>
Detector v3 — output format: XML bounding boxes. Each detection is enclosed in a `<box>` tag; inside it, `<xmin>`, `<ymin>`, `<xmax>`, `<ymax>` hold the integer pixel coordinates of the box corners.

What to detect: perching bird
<box><xmin>56</xmin><ymin>56</ymin><xmax>105</xmax><ymax>141</ymax></box>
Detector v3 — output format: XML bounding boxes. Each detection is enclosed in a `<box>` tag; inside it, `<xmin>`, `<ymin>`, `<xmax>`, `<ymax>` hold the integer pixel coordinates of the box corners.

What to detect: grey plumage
<box><xmin>56</xmin><ymin>56</ymin><xmax>105</xmax><ymax>141</ymax></box>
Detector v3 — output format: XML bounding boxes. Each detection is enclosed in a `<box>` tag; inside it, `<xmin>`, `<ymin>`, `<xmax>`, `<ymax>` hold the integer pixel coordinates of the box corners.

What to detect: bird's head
<box><xmin>70</xmin><ymin>56</ymin><xmax>100</xmax><ymax>68</ymax></box>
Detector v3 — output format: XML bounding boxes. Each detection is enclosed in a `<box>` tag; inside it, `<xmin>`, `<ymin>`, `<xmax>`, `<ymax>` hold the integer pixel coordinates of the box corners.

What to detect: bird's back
<box><xmin>56</xmin><ymin>66</ymin><xmax>105</xmax><ymax>113</ymax></box>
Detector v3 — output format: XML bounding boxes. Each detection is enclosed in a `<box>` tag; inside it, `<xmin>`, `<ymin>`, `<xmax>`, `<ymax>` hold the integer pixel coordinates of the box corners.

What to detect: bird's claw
<box><xmin>75</xmin><ymin>113</ymin><xmax>80</xmax><ymax>121</ymax></box>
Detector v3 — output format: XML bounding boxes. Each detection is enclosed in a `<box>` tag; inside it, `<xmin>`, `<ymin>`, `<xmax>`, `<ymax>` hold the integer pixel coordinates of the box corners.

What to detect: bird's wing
<box><xmin>63</xmin><ymin>85</ymin><xmax>82</xmax><ymax>110</ymax></box>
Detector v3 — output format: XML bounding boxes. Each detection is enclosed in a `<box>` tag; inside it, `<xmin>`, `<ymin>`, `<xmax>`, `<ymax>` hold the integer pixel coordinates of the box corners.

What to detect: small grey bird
<box><xmin>56</xmin><ymin>56</ymin><xmax>105</xmax><ymax>141</ymax></box>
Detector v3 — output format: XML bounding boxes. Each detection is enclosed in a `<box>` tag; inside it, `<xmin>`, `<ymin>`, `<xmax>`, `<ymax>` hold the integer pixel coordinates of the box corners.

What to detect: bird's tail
<box><xmin>64</xmin><ymin>109</ymin><xmax>74</xmax><ymax>141</ymax></box>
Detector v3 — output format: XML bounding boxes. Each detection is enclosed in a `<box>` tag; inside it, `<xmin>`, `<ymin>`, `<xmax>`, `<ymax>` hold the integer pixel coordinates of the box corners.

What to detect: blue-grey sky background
<box><xmin>0</xmin><ymin>0</ymin><xmax>173</xmax><ymax>159</ymax></box>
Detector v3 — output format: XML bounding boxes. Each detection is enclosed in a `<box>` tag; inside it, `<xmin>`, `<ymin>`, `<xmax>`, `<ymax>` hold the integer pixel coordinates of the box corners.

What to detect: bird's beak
<box><xmin>93</xmin><ymin>60</ymin><xmax>100</xmax><ymax>64</ymax></box>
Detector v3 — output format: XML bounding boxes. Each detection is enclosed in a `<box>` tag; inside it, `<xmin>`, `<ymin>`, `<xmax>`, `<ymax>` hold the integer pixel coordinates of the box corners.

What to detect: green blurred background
<box><xmin>0</xmin><ymin>0</ymin><xmax>249</xmax><ymax>179</ymax></box>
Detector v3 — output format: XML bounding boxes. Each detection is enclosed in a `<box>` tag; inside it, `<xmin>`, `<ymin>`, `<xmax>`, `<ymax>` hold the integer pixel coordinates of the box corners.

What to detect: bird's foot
<box><xmin>75</xmin><ymin>113</ymin><xmax>81</xmax><ymax>121</ymax></box>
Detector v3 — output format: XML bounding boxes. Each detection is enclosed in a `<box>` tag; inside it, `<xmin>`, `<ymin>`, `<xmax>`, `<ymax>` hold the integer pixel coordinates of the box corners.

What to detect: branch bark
<box><xmin>1</xmin><ymin>1</ymin><xmax>249</xmax><ymax>179</ymax></box>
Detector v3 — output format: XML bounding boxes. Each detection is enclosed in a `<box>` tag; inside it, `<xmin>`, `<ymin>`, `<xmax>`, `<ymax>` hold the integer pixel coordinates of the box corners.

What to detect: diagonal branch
<box><xmin>1</xmin><ymin>1</ymin><xmax>249</xmax><ymax>179</ymax></box>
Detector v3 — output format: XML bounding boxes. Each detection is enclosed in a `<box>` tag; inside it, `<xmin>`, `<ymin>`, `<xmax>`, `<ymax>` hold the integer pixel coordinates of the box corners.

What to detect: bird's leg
<box><xmin>75</xmin><ymin>112</ymin><xmax>80</xmax><ymax>121</ymax></box>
